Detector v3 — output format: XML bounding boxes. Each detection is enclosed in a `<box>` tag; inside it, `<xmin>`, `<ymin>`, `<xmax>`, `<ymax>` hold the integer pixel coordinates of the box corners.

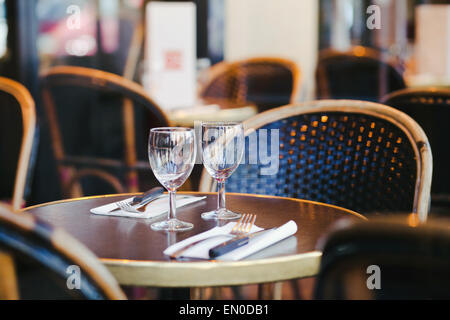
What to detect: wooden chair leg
<box><xmin>210</xmin><ymin>287</ymin><xmax>222</xmax><ymax>300</ymax></box>
<box><xmin>257</xmin><ymin>283</ymin><xmax>273</xmax><ymax>300</ymax></box>
<box><xmin>272</xmin><ymin>282</ymin><xmax>283</xmax><ymax>300</ymax></box>
<box><xmin>0</xmin><ymin>252</ymin><xmax>19</xmax><ymax>300</ymax></box>
<box><xmin>190</xmin><ymin>287</ymin><xmax>208</xmax><ymax>300</ymax></box>
<box><xmin>257</xmin><ymin>282</ymin><xmax>283</xmax><ymax>300</ymax></box>
<box><xmin>289</xmin><ymin>279</ymin><xmax>303</xmax><ymax>300</ymax></box>
<box><xmin>231</xmin><ymin>286</ymin><xmax>244</xmax><ymax>300</ymax></box>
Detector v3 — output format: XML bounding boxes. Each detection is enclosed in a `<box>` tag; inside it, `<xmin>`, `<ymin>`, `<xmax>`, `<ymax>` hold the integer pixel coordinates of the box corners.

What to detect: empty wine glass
<box><xmin>148</xmin><ymin>128</ymin><xmax>196</xmax><ymax>232</ymax></box>
<box><xmin>201</xmin><ymin>122</ymin><xmax>244</xmax><ymax>220</ymax></box>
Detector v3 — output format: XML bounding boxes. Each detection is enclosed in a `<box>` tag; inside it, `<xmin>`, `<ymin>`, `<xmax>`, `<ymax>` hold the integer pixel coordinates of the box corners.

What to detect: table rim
<box><xmin>22</xmin><ymin>192</ymin><xmax>365</xmax><ymax>287</ymax></box>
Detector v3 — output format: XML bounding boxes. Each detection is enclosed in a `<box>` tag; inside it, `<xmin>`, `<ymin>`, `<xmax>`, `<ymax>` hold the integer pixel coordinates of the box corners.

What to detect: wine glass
<box><xmin>201</xmin><ymin>122</ymin><xmax>244</xmax><ymax>220</ymax></box>
<box><xmin>148</xmin><ymin>128</ymin><xmax>196</xmax><ymax>232</ymax></box>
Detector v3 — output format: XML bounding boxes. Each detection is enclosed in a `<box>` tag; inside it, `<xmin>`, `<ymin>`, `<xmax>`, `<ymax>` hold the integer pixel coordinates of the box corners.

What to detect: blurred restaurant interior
<box><xmin>0</xmin><ymin>0</ymin><xmax>450</xmax><ymax>301</ymax></box>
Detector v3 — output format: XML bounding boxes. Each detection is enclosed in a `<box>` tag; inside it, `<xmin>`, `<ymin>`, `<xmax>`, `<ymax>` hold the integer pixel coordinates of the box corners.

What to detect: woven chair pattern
<box><xmin>316</xmin><ymin>47</ymin><xmax>406</xmax><ymax>102</ymax></box>
<box><xmin>201</xmin><ymin>59</ymin><xmax>297</xmax><ymax>111</ymax></box>
<box><xmin>226</xmin><ymin>112</ymin><xmax>417</xmax><ymax>214</ymax></box>
<box><xmin>383</xmin><ymin>89</ymin><xmax>450</xmax><ymax>202</ymax></box>
<box><xmin>41</xmin><ymin>66</ymin><xmax>169</xmax><ymax>198</ymax></box>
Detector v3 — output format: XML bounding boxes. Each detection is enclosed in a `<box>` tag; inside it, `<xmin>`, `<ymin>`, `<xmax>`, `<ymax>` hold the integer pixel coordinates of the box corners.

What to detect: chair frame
<box><xmin>382</xmin><ymin>87</ymin><xmax>450</xmax><ymax>205</ymax></box>
<box><xmin>0</xmin><ymin>204</ymin><xmax>125</xmax><ymax>300</ymax></box>
<box><xmin>315</xmin><ymin>216</ymin><xmax>450</xmax><ymax>299</ymax></box>
<box><xmin>382</xmin><ymin>87</ymin><xmax>450</xmax><ymax>105</ymax></box>
<box><xmin>199</xmin><ymin>56</ymin><xmax>302</xmax><ymax>106</ymax></box>
<box><xmin>0</xmin><ymin>77</ymin><xmax>36</xmax><ymax>211</ymax></box>
<box><xmin>40</xmin><ymin>66</ymin><xmax>169</xmax><ymax>198</ymax></box>
<box><xmin>199</xmin><ymin>100</ymin><xmax>433</xmax><ymax>222</ymax></box>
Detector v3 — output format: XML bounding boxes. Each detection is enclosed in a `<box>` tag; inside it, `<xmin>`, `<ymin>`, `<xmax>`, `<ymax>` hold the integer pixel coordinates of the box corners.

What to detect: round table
<box><xmin>24</xmin><ymin>192</ymin><xmax>365</xmax><ymax>288</ymax></box>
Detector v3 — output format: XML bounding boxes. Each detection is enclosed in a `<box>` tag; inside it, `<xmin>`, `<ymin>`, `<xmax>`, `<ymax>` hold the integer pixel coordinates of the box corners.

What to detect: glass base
<box><xmin>151</xmin><ymin>219</ymin><xmax>193</xmax><ymax>232</ymax></box>
<box><xmin>201</xmin><ymin>209</ymin><xmax>242</xmax><ymax>221</ymax></box>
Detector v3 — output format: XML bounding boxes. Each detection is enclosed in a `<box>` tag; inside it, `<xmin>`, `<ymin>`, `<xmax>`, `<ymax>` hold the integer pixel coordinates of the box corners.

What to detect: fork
<box><xmin>116</xmin><ymin>200</ymin><xmax>142</xmax><ymax>213</ymax></box>
<box><xmin>117</xmin><ymin>195</ymin><xmax>190</xmax><ymax>213</ymax></box>
<box><xmin>169</xmin><ymin>213</ymin><xmax>256</xmax><ymax>260</ymax></box>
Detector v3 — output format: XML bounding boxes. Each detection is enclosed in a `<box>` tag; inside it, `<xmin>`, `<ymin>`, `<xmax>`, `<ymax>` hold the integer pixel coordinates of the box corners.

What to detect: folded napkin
<box><xmin>90</xmin><ymin>195</ymin><xmax>206</xmax><ymax>219</ymax></box>
<box><xmin>164</xmin><ymin>220</ymin><xmax>298</xmax><ymax>261</ymax></box>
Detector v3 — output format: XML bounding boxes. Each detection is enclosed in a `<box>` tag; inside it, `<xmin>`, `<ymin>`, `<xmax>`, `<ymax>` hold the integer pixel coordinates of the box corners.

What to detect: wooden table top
<box><xmin>24</xmin><ymin>192</ymin><xmax>365</xmax><ymax>287</ymax></box>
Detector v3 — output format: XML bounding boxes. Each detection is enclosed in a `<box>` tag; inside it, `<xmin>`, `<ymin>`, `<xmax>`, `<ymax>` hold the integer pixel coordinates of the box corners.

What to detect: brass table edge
<box><xmin>23</xmin><ymin>193</ymin><xmax>362</xmax><ymax>287</ymax></box>
<box><xmin>22</xmin><ymin>192</ymin><xmax>365</xmax><ymax>220</ymax></box>
<box><xmin>102</xmin><ymin>251</ymin><xmax>322</xmax><ymax>287</ymax></box>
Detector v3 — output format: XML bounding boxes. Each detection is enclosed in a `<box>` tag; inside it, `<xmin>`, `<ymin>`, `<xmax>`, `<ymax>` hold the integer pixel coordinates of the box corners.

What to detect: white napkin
<box><xmin>164</xmin><ymin>220</ymin><xmax>298</xmax><ymax>261</ymax></box>
<box><xmin>90</xmin><ymin>195</ymin><xmax>206</xmax><ymax>219</ymax></box>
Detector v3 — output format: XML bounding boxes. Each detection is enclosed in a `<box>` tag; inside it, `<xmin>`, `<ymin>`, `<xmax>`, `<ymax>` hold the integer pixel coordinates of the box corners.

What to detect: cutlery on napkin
<box><xmin>90</xmin><ymin>195</ymin><xmax>206</xmax><ymax>219</ymax></box>
<box><xmin>108</xmin><ymin>187</ymin><xmax>164</xmax><ymax>213</ymax></box>
<box><xmin>208</xmin><ymin>228</ymin><xmax>276</xmax><ymax>258</ymax></box>
<box><xmin>164</xmin><ymin>220</ymin><xmax>298</xmax><ymax>261</ymax></box>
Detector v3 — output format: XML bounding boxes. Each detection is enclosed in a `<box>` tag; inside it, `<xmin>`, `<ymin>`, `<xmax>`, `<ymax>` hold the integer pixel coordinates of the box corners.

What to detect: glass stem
<box><xmin>217</xmin><ymin>181</ymin><xmax>226</xmax><ymax>212</ymax></box>
<box><xmin>168</xmin><ymin>190</ymin><xmax>176</xmax><ymax>221</ymax></box>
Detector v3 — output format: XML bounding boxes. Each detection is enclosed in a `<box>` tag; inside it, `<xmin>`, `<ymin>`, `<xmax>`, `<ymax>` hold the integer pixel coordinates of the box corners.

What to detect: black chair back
<box><xmin>218</xmin><ymin>101</ymin><xmax>432</xmax><ymax>218</ymax></box>
<box><xmin>0</xmin><ymin>78</ymin><xmax>37</xmax><ymax>210</ymax></box>
<box><xmin>0</xmin><ymin>205</ymin><xmax>125</xmax><ymax>299</ymax></box>
<box><xmin>0</xmin><ymin>91</ymin><xmax>23</xmax><ymax>200</ymax></box>
<box><xmin>41</xmin><ymin>66</ymin><xmax>169</xmax><ymax>198</ymax></box>
<box><xmin>383</xmin><ymin>88</ymin><xmax>450</xmax><ymax>211</ymax></box>
<box><xmin>201</xmin><ymin>57</ymin><xmax>300</xmax><ymax>112</ymax></box>
<box><xmin>316</xmin><ymin>47</ymin><xmax>405</xmax><ymax>102</ymax></box>
<box><xmin>314</xmin><ymin>217</ymin><xmax>450</xmax><ymax>299</ymax></box>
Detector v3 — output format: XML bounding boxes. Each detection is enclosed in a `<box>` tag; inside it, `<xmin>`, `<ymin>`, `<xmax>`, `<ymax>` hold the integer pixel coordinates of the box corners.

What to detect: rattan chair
<box><xmin>314</xmin><ymin>216</ymin><xmax>450</xmax><ymax>299</ymax></box>
<box><xmin>0</xmin><ymin>204</ymin><xmax>125</xmax><ymax>299</ymax></box>
<box><xmin>0</xmin><ymin>77</ymin><xmax>37</xmax><ymax>211</ymax></box>
<box><xmin>40</xmin><ymin>66</ymin><xmax>169</xmax><ymax>198</ymax></box>
<box><xmin>316</xmin><ymin>46</ymin><xmax>406</xmax><ymax>102</ymax></box>
<box><xmin>382</xmin><ymin>88</ymin><xmax>450</xmax><ymax>213</ymax></box>
<box><xmin>199</xmin><ymin>100</ymin><xmax>432</xmax><ymax>222</ymax></box>
<box><xmin>200</xmin><ymin>57</ymin><xmax>301</xmax><ymax>112</ymax></box>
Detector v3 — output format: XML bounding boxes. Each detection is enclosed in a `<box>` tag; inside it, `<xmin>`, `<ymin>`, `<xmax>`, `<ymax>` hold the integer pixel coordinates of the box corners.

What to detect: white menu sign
<box><xmin>415</xmin><ymin>4</ymin><xmax>450</xmax><ymax>77</ymax></box>
<box><xmin>145</xmin><ymin>2</ymin><xmax>197</xmax><ymax>110</ymax></box>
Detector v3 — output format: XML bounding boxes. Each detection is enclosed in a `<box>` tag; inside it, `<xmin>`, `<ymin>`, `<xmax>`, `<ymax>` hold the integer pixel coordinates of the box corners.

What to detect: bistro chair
<box><xmin>0</xmin><ymin>204</ymin><xmax>125</xmax><ymax>299</ymax></box>
<box><xmin>0</xmin><ymin>77</ymin><xmax>37</xmax><ymax>211</ymax></box>
<box><xmin>40</xmin><ymin>66</ymin><xmax>169</xmax><ymax>198</ymax></box>
<box><xmin>199</xmin><ymin>57</ymin><xmax>301</xmax><ymax>112</ymax></box>
<box><xmin>382</xmin><ymin>88</ymin><xmax>450</xmax><ymax>214</ymax></box>
<box><xmin>199</xmin><ymin>100</ymin><xmax>432</xmax><ymax>222</ymax></box>
<box><xmin>314</xmin><ymin>216</ymin><xmax>450</xmax><ymax>299</ymax></box>
<box><xmin>316</xmin><ymin>46</ymin><xmax>406</xmax><ymax>102</ymax></box>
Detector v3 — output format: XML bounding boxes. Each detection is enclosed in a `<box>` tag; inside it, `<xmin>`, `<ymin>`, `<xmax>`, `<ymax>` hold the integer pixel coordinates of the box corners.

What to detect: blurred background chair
<box><xmin>0</xmin><ymin>204</ymin><xmax>125</xmax><ymax>299</ymax></box>
<box><xmin>382</xmin><ymin>88</ymin><xmax>450</xmax><ymax>216</ymax></box>
<box><xmin>0</xmin><ymin>77</ymin><xmax>37</xmax><ymax>211</ymax></box>
<box><xmin>316</xmin><ymin>46</ymin><xmax>406</xmax><ymax>102</ymax></box>
<box><xmin>199</xmin><ymin>57</ymin><xmax>301</xmax><ymax>112</ymax></box>
<box><xmin>200</xmin><ymin>100</ymin><xmax>432</xmax><ymax>222</ymax></box>
<box><xmin>314</xmin><ymin>216</ymin><xmax>450</xmax><ymax>299</ymax></box>
<box><xmin>40</xmin><ymin>66</ymin><xmax>169</xmax><ymax>199</ymax></box>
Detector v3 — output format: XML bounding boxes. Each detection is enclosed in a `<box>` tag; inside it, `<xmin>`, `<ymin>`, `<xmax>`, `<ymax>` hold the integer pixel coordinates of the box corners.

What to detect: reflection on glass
<box><xmin>201</xmin><ymin>122</ymin><xmax>244</xmax><ymax>221</ymax></box>
<box><xmin>148</xmin><ymin>128</ymin><xmax>196</xmax><ymax>232</ymax></box>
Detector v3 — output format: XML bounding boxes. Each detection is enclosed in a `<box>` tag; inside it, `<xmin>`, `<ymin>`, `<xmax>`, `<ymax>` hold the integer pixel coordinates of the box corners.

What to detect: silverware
<box><xmin>108</xmin><ymin>187</ymin><xmax>164</xmax><ymax>213</ymax></box>
<box><xmin>169</xmin><ymin>213</ymin><xmax>256</xmax><ymax>260</ymax></box>
<box><xmin>117</xmin><ymin>195</ymin><xmax>192</xmax><ymax>214</ymax></box>
<box><xmin>209</xmin><ymin>228</ymin><xmax>277</xmax><ymax>258</ymax></box>
<box><xmin>131</xmin><ymin>187</ymin><xmax>164</xmax><ymax>205</ymax></box>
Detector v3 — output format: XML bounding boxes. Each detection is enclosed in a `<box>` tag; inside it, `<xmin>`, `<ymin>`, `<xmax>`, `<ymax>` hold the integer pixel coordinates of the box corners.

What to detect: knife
<box><xmin>108</xmin><ymin>187</ymin><xmax>164</xmax><ymax>213</ymax></box>
<box><xmin>208</xmin><ymin>228</ymin><xmax>276</xmax><ymax>258</ymax></box>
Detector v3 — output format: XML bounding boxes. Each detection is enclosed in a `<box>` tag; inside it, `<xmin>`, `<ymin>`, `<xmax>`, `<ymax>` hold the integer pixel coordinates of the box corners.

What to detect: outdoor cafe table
<box><xmin>23</xmin><ymin>192</ymin><xmax>365</xmax><ymax>288</ymax></box>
